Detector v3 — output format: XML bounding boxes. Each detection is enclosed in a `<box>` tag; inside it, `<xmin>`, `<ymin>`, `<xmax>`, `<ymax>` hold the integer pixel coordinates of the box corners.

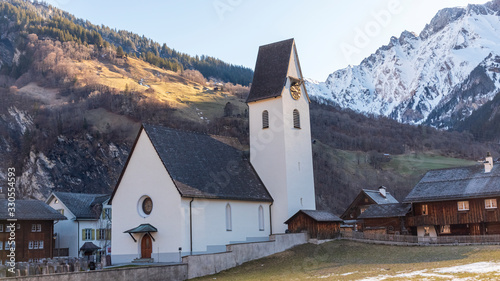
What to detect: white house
<box><xmin>110</xmin><ymin>38</ymin><xmax>316</xmax><ymax>264</ymax></box>
<box><xmin>46</xmin><ymin>192</ymin><xmax>111</xmax><ymax>260</ymax></box>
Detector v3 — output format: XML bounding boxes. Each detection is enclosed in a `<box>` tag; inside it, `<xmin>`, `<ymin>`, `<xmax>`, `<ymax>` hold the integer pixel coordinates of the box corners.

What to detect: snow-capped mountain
<box><xmin>307</xmin><ymin>0</ymin><xmax>500</xmax><ymax>128</ymax></box>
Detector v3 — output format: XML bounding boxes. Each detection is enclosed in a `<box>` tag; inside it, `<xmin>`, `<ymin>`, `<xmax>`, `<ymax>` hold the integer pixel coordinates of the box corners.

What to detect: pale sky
<box><xmin>44</xmin><ymin>0</ymin><xmax>490</xmax><ymax>81</ymax></box>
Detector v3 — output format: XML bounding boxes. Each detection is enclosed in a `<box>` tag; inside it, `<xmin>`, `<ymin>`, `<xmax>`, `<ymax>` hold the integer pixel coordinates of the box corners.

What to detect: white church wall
<box><xmin>248</xmin><ymin>97</ymin><xmax>290</xmax><ymax>233</ymax></box>
<box><xmin>184</xmin><ymin>198</ymin><xmax>271</xmax><ymax>253</ymax></box>
<box><xmin>281</xmin><ymin>44</ymin><xmax>316</xmax><ymax>216</ymax></box>
<box><xmin>111</xmin><ymin>130</ymin><xmax>184</xmax><ymax>264</ymax></box>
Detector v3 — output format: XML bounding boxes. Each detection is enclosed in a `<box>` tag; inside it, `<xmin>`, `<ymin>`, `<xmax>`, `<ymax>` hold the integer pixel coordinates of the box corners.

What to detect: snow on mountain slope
<box><xmin>307</xmin><ymin>0</ymin><xmax>500</xmax><ymax>127</ymax></box>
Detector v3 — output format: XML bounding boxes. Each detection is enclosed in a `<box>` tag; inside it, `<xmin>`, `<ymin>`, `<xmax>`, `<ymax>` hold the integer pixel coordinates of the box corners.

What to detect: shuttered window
<box><xmin>82</xmin><ymin>229</ymin><xmax>95</xmax><ymax>240</ymax></box>
<box><xmin>293</xmin><ymin>109</ymin><xmax>300</xmax><ymax>129</ymax></box>
<box><xmin>458</xmin><ymin>201</ymin><xmax>469</xmax><ymax>211</ymax></box>
<box><xmin>262</xmin><ymin>110</ymin><xmax>269</xmax><ymax>129</ymax></box>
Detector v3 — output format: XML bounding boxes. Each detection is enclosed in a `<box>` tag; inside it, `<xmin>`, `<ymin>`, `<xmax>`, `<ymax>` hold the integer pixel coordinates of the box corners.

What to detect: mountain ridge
<box><xmin>307</xmin><ymin>0</ymin><xmax>500</xmax><ymax>130</ymax></box>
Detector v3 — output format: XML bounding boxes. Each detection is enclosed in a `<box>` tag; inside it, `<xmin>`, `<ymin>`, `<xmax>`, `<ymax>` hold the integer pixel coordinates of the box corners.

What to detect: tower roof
<box><xmin>246</xmin><ymin>38</ymin><xmax>295</xmax><ymax>103</ymax></box>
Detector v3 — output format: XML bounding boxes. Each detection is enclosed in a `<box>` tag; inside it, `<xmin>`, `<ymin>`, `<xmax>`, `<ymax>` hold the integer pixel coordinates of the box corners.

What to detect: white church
<box><xmin>110</xmin><ymin>38</ymin><xmax>317</xmax><ymax>263</ymax></box>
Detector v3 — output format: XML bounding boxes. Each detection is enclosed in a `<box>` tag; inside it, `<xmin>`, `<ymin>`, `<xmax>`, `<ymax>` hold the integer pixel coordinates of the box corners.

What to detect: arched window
<box><xmin>226</xmin><ymin>203</ymin><xmax>232</xmax><ymax>231</ymax></box>
<box><xmin>262</xmin><ymin>110</ymin><xmax>269</xmax><ymax>129</ymax></box>
<box><xmin>293</xmin><ymin>109</ymin><xmax>300</xmax><ymax>129</ymax></box>
<box><xmin>258</xmin><ymin>205</ymin><xmax>264</xmax><ymax>231</ymax></box>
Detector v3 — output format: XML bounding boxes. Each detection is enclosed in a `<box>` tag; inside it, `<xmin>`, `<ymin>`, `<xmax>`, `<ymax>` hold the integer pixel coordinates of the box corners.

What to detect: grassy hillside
<box><xmin>313</xmin><ymin>141</ymin><xmax>477</xmax><ymax>214</ymax></box>
<box><xmin>194</xmin><ymin>240</ymin><xmax>500</xmax><ymax>280</ymax></box>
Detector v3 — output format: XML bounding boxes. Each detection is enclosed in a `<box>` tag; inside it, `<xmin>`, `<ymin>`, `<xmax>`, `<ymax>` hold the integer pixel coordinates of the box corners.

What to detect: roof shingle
<box><xmin>53</xmin><ymin>192</ymin><xmax>110</xmax><ymax>219</ymax></box>
<box><xmin>246</xmin><ymin>39</ymin><xmax>294</xmax><ymax>103</ymax></box>
<box><xmin>0</xmin><ymin>200</ymin><xmax>67</xmax><ymax>220</ymax></box>
<box><xmin>142</xmin><ymin>124</ymin><xmax>273</xmax><ymax>202</ymax></box>
<box><xmin>286</xmin><ymin>210</ymin><xmax>343</xmax><ymax>223</ymax></box>
<box><xmin>363</xmin><ymin>189</ymin><xmax>399</xmax><ymax>204</ymax></box>
<box><xmin>358</xmin><ymin>203</ymin><xmax>411</xmax><ymax>219</ymax></box>
<box><xmin>404</xmin><ymin>164</ymin><xmax>500</xmax><ymax>203</ymax></box>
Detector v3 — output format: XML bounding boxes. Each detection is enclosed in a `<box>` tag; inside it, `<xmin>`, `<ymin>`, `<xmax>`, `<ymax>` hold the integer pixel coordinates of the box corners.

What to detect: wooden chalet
<box><xmin>0</xmin><ymin>200</ymin><xmax>66</xmax><ymax>263</ymax></box>
<box><xmin>358</xmin><ymin>203</ymin><xmax>411</xmax><ymax>235</ymax></box>
<box><xmin>341</xmin><ymin>186</ymin><xmax>399</xmax><ymax>230</ymax></box>
<box><xmin>285</xmin><ymin>210</ymin><xmax>342</xmax><ymax>239</ymax></box>
<box><xmin>404</xmin><ymin>154</ymin><xmax>500</xmax><ymax>237</ymax></box>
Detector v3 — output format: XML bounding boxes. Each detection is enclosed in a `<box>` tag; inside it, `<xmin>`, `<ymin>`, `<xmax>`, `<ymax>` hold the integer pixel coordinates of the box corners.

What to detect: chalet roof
<box><xmin>358</xmin><ymin>203</ymin><xmax>411</xmax><ymax>219</ymax></box>
<box><xmin>246</xmin><ymin>39</ymin><xmax>294</xmax><ymax>103</ymax></box>
<box><xmin>363</xmin><ymin>189</ymin><xmax>399</xmax><ymax>204</ymax></box>
<box><xmin>140</xmin><ymin>124</ymin><xmax>273</xmax><ymax>202</ymax></box>
<box><xmin>51</xmin><ymin>192</ymin><xmax>110</xmax><ymax>220</ymax></box>
<box><xmin>404</xmin><ymin>164</ymin><xmax>500</xmax><ymax>203</ymax></box>
<box><xmin>285</xmin><ymin>209</ymin><xmax>343</xmax><ymax>223</ymax></box>
<box><xmin>0</xmin><ymin>200</ymin><xmax>66</xmax><ymax>221</ymax></box>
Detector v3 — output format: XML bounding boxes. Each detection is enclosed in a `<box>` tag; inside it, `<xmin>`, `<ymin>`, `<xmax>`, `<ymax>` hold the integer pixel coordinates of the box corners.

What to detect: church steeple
<box><xmin>246</xmin><ymin>39</ymin><xmax>316</xmax><ymax>234</ymax></box>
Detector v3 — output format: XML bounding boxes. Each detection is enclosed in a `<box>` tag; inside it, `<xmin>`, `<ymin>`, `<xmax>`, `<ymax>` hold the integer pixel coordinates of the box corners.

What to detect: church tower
<box><xmin>246</xmin><ymin>39</ymin><xmax>316</xmax><ymax>234</ymax></box>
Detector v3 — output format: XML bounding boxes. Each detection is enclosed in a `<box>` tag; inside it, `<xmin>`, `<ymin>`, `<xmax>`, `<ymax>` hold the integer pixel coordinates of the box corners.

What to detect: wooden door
<box><xmin>141</xmin><ymin>234</ymin><xmax>152</xmax><ymax>258</ymax></box>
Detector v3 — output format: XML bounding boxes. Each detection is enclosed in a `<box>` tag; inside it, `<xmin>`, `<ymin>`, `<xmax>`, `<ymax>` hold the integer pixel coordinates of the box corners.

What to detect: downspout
<box><xmin>269</xmin><ymin>202</ymin><xmax>273</xmax><ymax>235</ymax></box>
<box><xmin>189</xmin><ymin>198</ymin><xmax>194</xmax><ymax>254</ymax></box>
<box><xmin>77</xmin><ymin>220</ymin><xmax>80</xmax><ymax>258</ymax></box>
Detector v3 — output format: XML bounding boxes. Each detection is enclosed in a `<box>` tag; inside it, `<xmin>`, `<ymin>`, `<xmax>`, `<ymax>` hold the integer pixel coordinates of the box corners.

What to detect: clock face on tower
<box><xmin>290</xmin><ymin>78</ymin><xmax>302</xmax><ymax>100</ymax></box>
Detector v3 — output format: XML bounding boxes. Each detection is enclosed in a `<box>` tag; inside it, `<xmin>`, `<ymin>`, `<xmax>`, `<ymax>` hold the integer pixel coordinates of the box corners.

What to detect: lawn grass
<box><xmin>383</xmin><ymin>153</ymin><xmax>477</xmax><ymax>177</ymax></box>
<box><xmin>193</xmin><ymin>240</ymin><xmax>500</xmax><ymax>280</ymax></box>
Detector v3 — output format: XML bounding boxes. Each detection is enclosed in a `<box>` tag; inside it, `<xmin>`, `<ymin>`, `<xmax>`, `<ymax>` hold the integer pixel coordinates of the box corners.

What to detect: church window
<box><xmin>258</xmin><ymin>205</ymin><xmax>264</xmax><ymax>231</ymax></box>
<box><xmin>262</xmin><ymin>110</ymin><xmax>269</xmax><ymax>129</ymax></box>
<box><xmin>293</xmin><ymin>109</ymin><xmax>300</xmax><ymax>129</ymax></box>
<box><xmin>226</xmin><ymin>204</ymin><xmax>232</xmax><ymax>231</ymax></box>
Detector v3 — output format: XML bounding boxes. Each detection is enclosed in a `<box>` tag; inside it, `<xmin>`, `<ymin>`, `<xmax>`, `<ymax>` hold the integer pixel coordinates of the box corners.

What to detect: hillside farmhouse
<box><xmin>0</xmin><ymin>200</ymin><xmax>66</xmax><ymax>263</ymax></box>
<box><xmin>46</xmin><ymin>192</ymin><xmax>111</xmax><ymax>260</ymax></box>
<box><xmin>110</xmin><ymin>38</ymin><xmax>320</xmax><ymax>264</ymax></box>
<box><xmin>404</xmin><ymin>153</ymin><xmax>500</xmax><ymax>238</ymax></box>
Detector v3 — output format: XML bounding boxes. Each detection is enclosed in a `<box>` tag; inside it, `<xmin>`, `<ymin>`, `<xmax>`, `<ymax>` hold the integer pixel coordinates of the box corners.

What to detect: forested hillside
<box><xmin>0</xmin><ymin>0</ymin><xmax>253</xmax><ymax>85</ymax></box>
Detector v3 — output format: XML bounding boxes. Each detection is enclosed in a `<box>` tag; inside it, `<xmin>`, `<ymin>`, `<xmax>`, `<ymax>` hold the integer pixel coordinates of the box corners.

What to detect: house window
<box><xmin>0</xmin><ymin>242</ymin><xmax>3</xmax><ymax>250</ymax></box>
<box><xmin>0</xmin><ymin>224</ymin><xmax>3</xmax><ymax>232</ymax></box>
<box><xmin>83</xmin><ymin>229</ymin><xmax>95</xmax><ymax>240</ymax></box>
<box><xmin>28</xmin><ymin>241</ymin><xmax>33</xmax><ymax>249</ymax></box>
<box><xmin>31</xmin><ymin>224</ymin><xmax>41</xmax><ymax>232</ymax></box>
<box><xmin>458</xmin><ymin>201</ymin><xmax>469</xmax><ymax>211</ymax></box>
<box><xmin>440</xmin><ymin>225</ymin><xmax>451</xmax><ymax>234</ymax></box>
<box><xmin>485</xmin><ymin>199</ymin><xmax>497</xmax><ymax>209</ymax></box>
<box><xmin>225</xmin><ymin>203</ymin><xmax>232</xmax><ymax>231</ymax></box>
<box><xmin>360</xmin><ymin>207</ymin><xmax>367</xmax><ymax>214</ymax></box>
<box><xmin>33</xmin><ymin>241</ymin><xmax>39</xmax><ymax>250</ymax></box>
<box><xmin>5</xmin><ymin>241</ymin><xmax>14</xmax><ymax>250</ymax></box>
<box><xmin>421</xmin><ymin>204</ymin><xmax>428</xmax><ymax>215</ymax></box>
<box><xmin>293</xmin><ymin>109</ymin><xmax>300</xmax><ymax>129</ymax></box>
<box><xmin>39</xmin><ymin>240</ymin><xmax>44</xmax><ymax>249</ymax></box>
<box><xmin>258</xmin><ymin>205</ymin><xmax>265</xmax><ymax>231</ymax></box>
<box><xmin>262</xmin><ymin>110</ymin><xmax>269</xmax><ymax>129</ymax></box>
<box><xmin>97</xmin><ymin>229</ymin><xmax>110</xmax><ymax>240</ymax></box>
<box><xmin>424</xmin><ymin>226</ymin><xmax>430</xmax><ymax>236</ymax></box>
<box><xmin>102</xmin><ymin>208</ymin><xmax>112</xmax><ymax>220</ymax></box>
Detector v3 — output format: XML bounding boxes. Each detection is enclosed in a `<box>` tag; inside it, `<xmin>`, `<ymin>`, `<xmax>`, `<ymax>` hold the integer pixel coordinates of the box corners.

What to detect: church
<box><xmin>110</xmin><ymin>38</ymin><xmax>316</xmax><ymax>263</ymax></box>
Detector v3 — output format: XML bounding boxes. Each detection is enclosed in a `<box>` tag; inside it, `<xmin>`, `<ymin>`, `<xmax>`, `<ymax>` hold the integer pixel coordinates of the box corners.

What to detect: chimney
<box><xmin>484</xmin><ymin>152</ymin><xmax>493</xmax><ymax>173</ymax></box>
<box><xmin>379</xmin><ymin>186</ymin><xmax>387</xmax><ymax>198</ymax></box>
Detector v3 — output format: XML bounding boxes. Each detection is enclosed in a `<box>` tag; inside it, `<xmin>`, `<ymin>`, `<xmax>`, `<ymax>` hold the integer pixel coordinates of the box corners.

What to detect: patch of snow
<box><xmin>435</xmin><ymin>261</ymin><xmax>500</xmax><ymax>274</ymax></box>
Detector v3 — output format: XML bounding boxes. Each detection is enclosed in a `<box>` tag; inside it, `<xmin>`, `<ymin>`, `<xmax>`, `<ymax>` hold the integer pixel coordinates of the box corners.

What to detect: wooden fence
<box><xmin>343</xmin><ymin>231</ymin><xmax>500</xmax><ymax>245</ymax></box>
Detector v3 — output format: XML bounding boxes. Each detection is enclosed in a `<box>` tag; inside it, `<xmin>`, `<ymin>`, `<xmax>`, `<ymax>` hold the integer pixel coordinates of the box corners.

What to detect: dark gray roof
<box><xmin>141</xmin><ymin>124</ymin><xmax>273</xmax><ymax>202</ymax></box>
<box><xmin>358</xmin><ymin>203</ymin><xmax>411</xmax><ymax>219</ymax></box>
<box><xmin>246</xmin><ymin>39</ymin><xmax>294</xmax><ymax>103</ymax></box>
<box><xmin>363</xmin><ymin>189</ymin><xmax>399</xmax><ymax>204</ymax></box>
<box><xmin>53</xmin><ymin>192</ymin><xmax>110</xmax><ymax>219</ymax></box>
<box><xmin>124</xmin><ymin>223</ymin><xmax>158</xmax><ymax>233</ymax></box>
<box><xmin>286</xmin><ymin>209</ymin><xmax>343</xmax><ymax>223</ymax></box>
<box><xmin>0</xmin><ymin>200</ymin><xmax>66</xmax><ymax>221</ymax></box>
<box><xmin>80</xmin><ymin>242</ymin><xmax>100</xmax><ymax>251</ymax></box>
<box><xmin>404</xmin><ymin>164</ymin><xmax>500</xmax><ymax>203</ymax></box>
